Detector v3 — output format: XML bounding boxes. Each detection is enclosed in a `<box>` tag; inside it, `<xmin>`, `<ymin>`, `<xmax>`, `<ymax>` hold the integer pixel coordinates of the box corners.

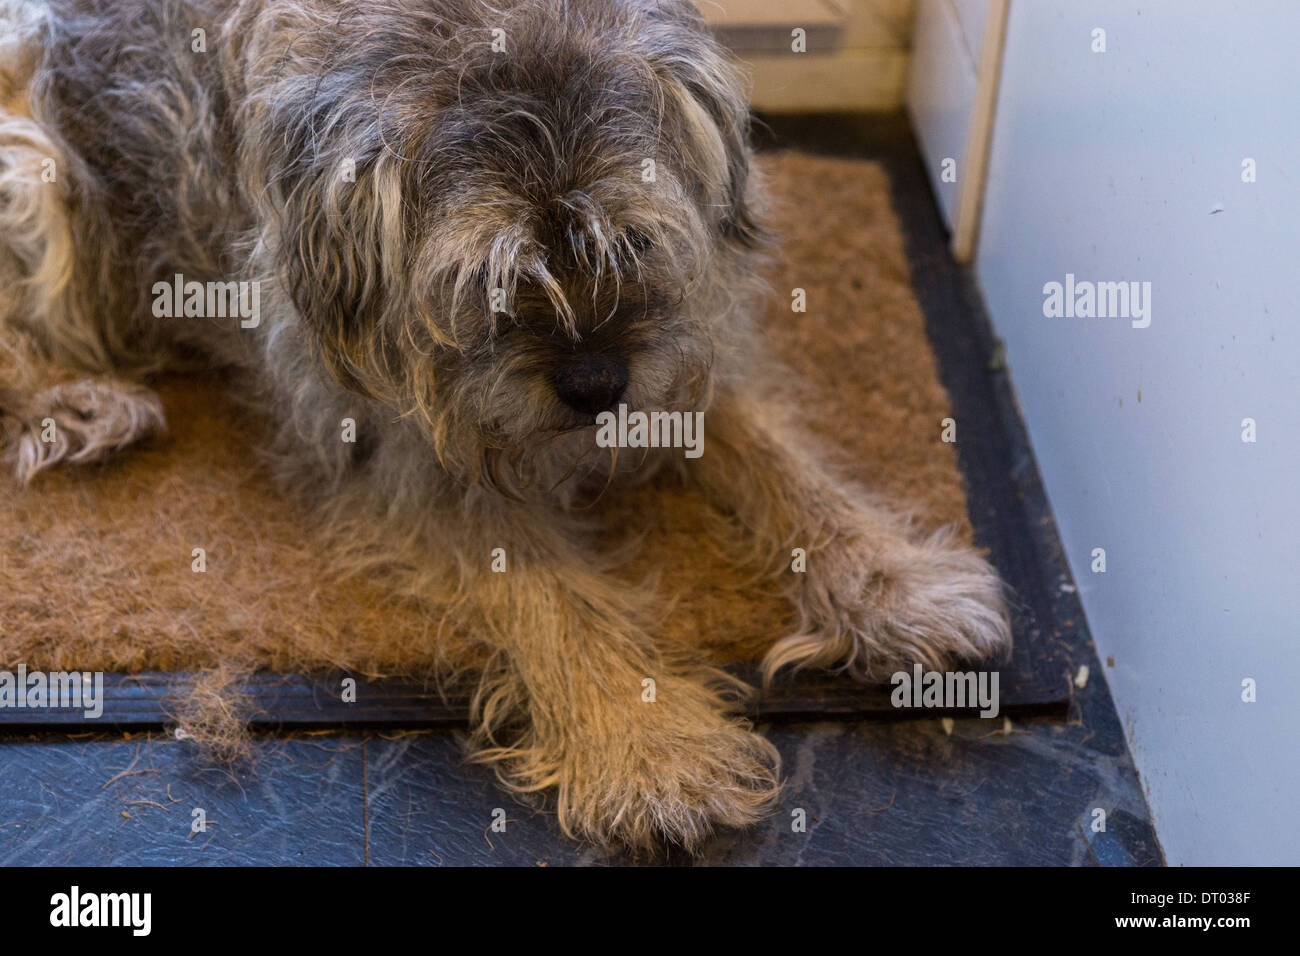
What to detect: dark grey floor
<box><xmin>0</xmin><ymin>113</ymin><xmax>1163</xmax><ymax>867</ymax></box>
<box><xmin>0</xmin><ymin>709</ymin><xmax>1157</xmax><ymax>866</ymax></box>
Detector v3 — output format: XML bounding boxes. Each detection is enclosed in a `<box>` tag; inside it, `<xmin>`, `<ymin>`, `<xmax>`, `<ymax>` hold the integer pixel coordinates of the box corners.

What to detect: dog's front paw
<box><xmin>766</xmin><ymin>526</ymin><xmax>1012</xmax><ymax>682</ymax></box>
<box><xmin>475</xmin><ymin>670</ymin><xmax>781</xmax><ymax>853</ymax></box>
<box><xmin>567</xmin><ymin>711</ymin><xmax>781</xmax><ymax>853</ymax></box>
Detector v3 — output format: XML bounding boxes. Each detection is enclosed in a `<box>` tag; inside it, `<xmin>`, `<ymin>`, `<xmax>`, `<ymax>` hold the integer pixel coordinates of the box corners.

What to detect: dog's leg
<box><xmin>0</xmin><ymin>34</ymin><xmax>165</xmax><ymax>484</ymax></box>
<box><xmin>370</xmin><ymin>492</ymin><xmax>780</xmax><ymax>852</ymax></box>
<box><xmin>470</xmin><ymin>528</ymin><xmax>779</xmax><ymax>851</ymax></box>
<box><xmin>689</xmin><ymin>389</ymin><xmax>1011</xmax><ymax>682</ymax></box>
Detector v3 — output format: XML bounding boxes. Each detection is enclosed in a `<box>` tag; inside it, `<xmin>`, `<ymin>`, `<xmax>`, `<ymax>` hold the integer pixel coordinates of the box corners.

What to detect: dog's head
<box><xmin>248</xmin><ymin>0</ymin><xmax>765</xmax><ymax>491</ymax></box>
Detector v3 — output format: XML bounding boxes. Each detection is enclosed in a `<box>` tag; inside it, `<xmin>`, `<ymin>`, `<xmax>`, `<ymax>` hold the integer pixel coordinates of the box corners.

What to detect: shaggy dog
<box><xmin>0</xmin><ymin>0</ymin><xmax>1011</xmax><ymax>850</ymax></box>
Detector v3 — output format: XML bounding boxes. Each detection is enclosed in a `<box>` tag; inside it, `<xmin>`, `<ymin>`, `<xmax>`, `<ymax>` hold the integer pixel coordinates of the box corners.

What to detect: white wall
<box><xmin>974</xmin><ymin>1</ymin><xmax>1300</xmax><ymax>865</ymax></box>
<box><xmin>907</xmin><ymin>0</ymin><xmax>991</xmax><ymax>228</ymax></box>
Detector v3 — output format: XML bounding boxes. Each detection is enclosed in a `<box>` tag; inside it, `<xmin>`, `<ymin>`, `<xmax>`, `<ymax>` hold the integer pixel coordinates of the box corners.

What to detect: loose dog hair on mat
<box><xmin>0</xmin><ymin>0</ymin><xmax>1011</xmax><ymax>852</ymax></box>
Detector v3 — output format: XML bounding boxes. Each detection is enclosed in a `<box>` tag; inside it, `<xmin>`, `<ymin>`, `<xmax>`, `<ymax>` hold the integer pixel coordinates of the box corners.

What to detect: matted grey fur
<box><xmin>0</xmin><ymin>0</ymin><xmax>1011</xmax><ymax>850</ymax></box>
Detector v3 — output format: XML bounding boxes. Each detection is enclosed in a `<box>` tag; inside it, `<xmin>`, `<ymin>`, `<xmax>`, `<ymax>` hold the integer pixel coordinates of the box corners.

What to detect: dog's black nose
<box><xmin>552</xmin><ymin>355</ymin><xmax>628</xmax><ymax>415</ymax></box>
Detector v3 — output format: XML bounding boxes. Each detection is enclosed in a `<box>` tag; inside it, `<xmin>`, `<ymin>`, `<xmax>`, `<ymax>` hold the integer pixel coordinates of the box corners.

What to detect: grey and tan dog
<box><xmin>0</xmin><ymin>0</ymin><xmax>1010</xmax><ymax>850</ymax></box>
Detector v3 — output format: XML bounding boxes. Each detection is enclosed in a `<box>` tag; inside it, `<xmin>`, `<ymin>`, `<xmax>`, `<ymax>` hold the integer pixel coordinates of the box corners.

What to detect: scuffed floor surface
<box><xmin>0</xmin><ymin>701</ymin><xmax>1160</xmax><ymax>866</ymax></box>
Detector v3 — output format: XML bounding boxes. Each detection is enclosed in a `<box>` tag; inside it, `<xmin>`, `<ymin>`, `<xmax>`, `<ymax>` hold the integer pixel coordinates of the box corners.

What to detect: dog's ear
<box><xmin>277</xmin><ymin>151</ymin><xmax>411</xmax><ymax>400</ymax></box>
<box><xmin>671</xmin><ymin>79</ymin><xmax>763</xmax><ymax>248</ymax></box>
<box><xmin>640</xmin><ymin>7</ymin><xmax>766</xmax><ymax>248</ymax></box>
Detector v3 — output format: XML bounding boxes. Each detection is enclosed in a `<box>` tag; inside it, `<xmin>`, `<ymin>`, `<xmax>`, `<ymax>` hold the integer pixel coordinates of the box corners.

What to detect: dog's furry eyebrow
<box><xmin>433</xmin><ymin>180</ymin><xmax>684</xmax><ymax>341</ymax></box>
